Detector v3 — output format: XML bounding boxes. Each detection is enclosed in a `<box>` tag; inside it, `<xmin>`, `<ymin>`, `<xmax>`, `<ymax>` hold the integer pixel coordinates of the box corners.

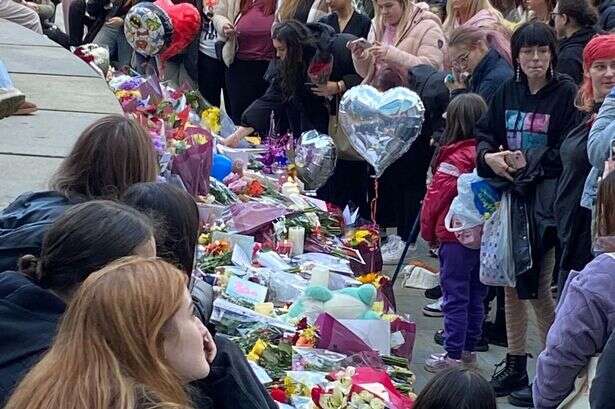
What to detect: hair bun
<box><xmin>18</xmin><ymin>255</ymin><xmax>39</xmax><ymax>278</ymax></box>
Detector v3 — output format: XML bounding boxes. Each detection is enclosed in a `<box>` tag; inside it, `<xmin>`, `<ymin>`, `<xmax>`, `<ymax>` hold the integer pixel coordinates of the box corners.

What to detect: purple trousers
<box><xmin>440</xmin><ymin>242</ymin><xmax>488</xmax><ymax>359</ymax></box>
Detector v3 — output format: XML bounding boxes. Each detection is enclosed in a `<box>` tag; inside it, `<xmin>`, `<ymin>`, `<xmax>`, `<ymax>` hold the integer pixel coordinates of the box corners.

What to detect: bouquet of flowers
<box><xmin>197</xmin><ymin>239</ymin><xmax>232</xmax><ymax>273</ymax></box>
<box><xmin>308</xmin><ymin>52</ymin><xmax>334</xmax><ymax>85</ymax></box>
<box><xmin>311</xmin><ymin>367</ymin><xmax>414</xmax><ymax>409</ymax></box>
<box><xmin>344</xmin><ymin>226</ymin><xmax>383</xmax><ymax>276</ymax></box>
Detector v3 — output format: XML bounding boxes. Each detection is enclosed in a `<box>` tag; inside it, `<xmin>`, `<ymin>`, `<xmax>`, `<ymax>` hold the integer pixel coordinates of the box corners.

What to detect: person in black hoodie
<box><xmin>474</xmin><ymin>21</ymin><xmax>579</xmax><ymax>400</ymax></box>
<box><xmin>447</xmin><ymin>25</ymin><xmax>514</xmax><ymax>103</ymax></box>
<box><xmin>552</xmin><ymin>0</ymin><xmax>599</xmax><ymax>84</ymax></box>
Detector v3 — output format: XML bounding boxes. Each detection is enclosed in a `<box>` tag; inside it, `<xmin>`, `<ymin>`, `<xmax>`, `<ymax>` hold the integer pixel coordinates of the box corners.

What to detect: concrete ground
<box><xmin>386</xmin><ymin>239</ymin><xmax>542</xmax><ymax>408</ymax></box>
<box><xmin>0</xmin><ymin>20</ymin><xmax>122</xmax><ymax>208</ymax></box>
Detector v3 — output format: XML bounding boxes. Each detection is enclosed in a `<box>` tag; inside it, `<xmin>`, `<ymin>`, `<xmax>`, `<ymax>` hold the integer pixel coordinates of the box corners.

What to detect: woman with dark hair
<box><xmin>474</xmin><ymin>21</ymin><xmax>579</xmax><ymax>399</ymax></box>
<box><xmin>413</xmin><ymin>368</ymin><xmax>497</xmax><ymax>409</ymax></box>
<box><xmin>0</xmin><ymin>201</ymin><xmax>156</xmax><ymax>405</ymax></box>
<box><xmin>534</xmin><ymin>171</ymin><xmax>615</xmax><ymax>408</ymax></box>
<box><xmin>122</xmin><ymin>182</ymin><xmax>279</xmax><ymax>409</ymax></box>
<box><xmin>0</xmin><ymin>114</ymin><xmax>158</xmax><ymax>273</ymax></box>
<box><xmin>213</xmin><ymin>0</ymin><xmax>276</xmax><ymax>123</ymax></box>
<box><xmin>222</xmin><ymin>21</ymin><xmax>370</xmax><ymax>214</ymax></box>
<box><xmin>122</xmin><ymin>183</ymin><xmax>199</xmax><ymax>275</ymax></box>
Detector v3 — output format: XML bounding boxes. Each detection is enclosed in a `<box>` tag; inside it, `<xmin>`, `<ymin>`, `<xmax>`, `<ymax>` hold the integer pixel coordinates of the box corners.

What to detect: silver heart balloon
<box><xmin>338</xmin><ymin>85</ymin><xmax>425</xmax><ymax>177</ymax></box>
<box><xmin>295</xmin><ymin>130</ymin><xmax>337</xmax><ymax>190</ymax></box>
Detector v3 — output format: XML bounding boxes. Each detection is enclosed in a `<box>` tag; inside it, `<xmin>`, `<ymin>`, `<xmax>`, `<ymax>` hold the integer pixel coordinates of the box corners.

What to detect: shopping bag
<box><xmin>315</xmin><ymin>313</ymin><xmax>374</xmax><ymax>355</ymax></box>
<box><xmin>479</xmin><ymin>192</ymin><xmax>516</xmax><ymax>287</ymax></box>
<box><xmin>390</xmin><ymin>317</ymin><xmax>416</xmax><ymax>361</ymax></box>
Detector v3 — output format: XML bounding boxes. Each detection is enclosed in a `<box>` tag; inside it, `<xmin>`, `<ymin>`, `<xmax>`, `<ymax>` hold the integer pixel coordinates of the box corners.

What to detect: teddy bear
<box><xmin>286</xmin><ymin>284</ymin><xmax>380</xmax><ymax>323</ymax></box>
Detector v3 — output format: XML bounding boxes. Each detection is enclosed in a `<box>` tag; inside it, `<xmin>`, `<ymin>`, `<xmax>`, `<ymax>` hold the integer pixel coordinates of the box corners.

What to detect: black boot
<box><xmin>508</xmin><ymin>385</ymin><xmax>534</xmax><ymax>407</ymax></box>
<box><xmin>490</xmin><ymin>354</ymin><xmax>529</xmax><ymax>397</ymax></box>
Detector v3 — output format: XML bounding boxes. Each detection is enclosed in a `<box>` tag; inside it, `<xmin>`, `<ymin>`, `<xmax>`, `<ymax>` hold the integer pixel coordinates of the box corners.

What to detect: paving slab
<box><xmin>0</xmin><ymin>111</ymin><xmax>111</xmax><ymax>157</ymax></box>
<box><xmin>0</xmin><ymin>20</ymin><xmax>123</xmax><ymax>205</ymax></box>
<box><xmin>0</xmin><ymin>154</ymin><xmax>61</xmax><ymax>207</ymax></box>
<box><xmin>11</xmin><ymin>73</ymin><xmax>122</xmax><ymax>114</ymax></box>
<box><xmin>1</xmin><ymin>44</ymin><xmax>98</xmax><ymax>77</ymax></box>
<box><xmin>0</xmin><ymin>18</ymin><xmax>59</xmax><ymax>47</ymax></box>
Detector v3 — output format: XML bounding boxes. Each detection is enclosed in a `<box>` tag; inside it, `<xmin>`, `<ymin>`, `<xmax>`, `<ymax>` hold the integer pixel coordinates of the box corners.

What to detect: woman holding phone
<box><xmin>346</xmin><ymin>0</ymin><xmax>446</xmax><ymax>243</ymax></box>
<box><xmin>474</xmin><ymin>21</ymin><xmax>579</xmax><ymax>401</ymax></box>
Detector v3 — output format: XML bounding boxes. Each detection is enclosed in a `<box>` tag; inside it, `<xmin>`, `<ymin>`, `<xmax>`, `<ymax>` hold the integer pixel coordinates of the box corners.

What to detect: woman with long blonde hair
<box><xmin>443</xmin><ymin>0</ymin><xmax>514</xmax><ymax>37</ymax></box>
<box><xmin>4</xmin><ymin>257</ymin><xmax>210</xmax><ymax>409</ymax></box>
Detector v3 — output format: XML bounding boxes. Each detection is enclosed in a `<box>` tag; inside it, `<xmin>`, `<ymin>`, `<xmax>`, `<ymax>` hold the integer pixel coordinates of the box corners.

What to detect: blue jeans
<box><xmin>0</xmin><ymin>58</ymin><xmax>13</xmax><ymax>90</ymax></box>
<box><xmin>93</xmin><ymin>25</ymin><xmax>132</xmax><ymax>67</ymax></box>
<box><xmin>440</xmin><ymin>242</ymin><xmax>488</xmax><ymax>359</ymax></box>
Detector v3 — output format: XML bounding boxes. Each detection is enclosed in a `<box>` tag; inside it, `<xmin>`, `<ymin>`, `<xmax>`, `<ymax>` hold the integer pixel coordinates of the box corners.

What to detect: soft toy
<box><xmin>287</xmin><ymin>284</ymin><xmax>380</xmax><ymax>323</ymax></box>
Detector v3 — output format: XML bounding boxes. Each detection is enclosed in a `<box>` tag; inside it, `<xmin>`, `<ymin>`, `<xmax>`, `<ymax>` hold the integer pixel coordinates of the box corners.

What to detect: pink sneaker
<box><xmin>424</xmin><ymin>353</ymin><xmax>462</xmax><ymax>373</ymax></box>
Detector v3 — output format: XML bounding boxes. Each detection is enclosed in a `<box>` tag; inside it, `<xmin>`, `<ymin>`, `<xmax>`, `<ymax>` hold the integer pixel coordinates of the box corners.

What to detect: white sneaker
<box><xmin>381</xmin><ymin>235</ymin><xmax>405</xmax><ymax>264</ymax></box>
<box><xmin>422</xmin><ymin>297</ymin><xmax>444</xmax><ymax>317</ymax></box>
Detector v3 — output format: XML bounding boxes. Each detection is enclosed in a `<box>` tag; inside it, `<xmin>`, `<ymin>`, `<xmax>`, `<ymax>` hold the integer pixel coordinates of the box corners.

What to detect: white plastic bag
<box><xmin>479</xmin><ymin>192</ymin><xmax>516</xmax><ymax>287</ymax></box>
<box><xmin>446</xmin><ymin>171</ymin><xmax>485</xmax><ymax>230</ymax></box>
<box><xmin>445</xmin><ymin>171</ymin><xmax>486</xmax><ymax>249</ymax></box>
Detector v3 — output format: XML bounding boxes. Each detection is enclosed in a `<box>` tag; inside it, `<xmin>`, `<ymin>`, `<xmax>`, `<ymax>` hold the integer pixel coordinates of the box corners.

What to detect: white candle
<box><xmin>310</xmin><ymin>265</ymin><xmax>330</xmax><ymax>287</ymax></box>
<box><xmin>288</xmin><ymin>226</ymin><xmax>305</xmax><ymax>256</ymax></box>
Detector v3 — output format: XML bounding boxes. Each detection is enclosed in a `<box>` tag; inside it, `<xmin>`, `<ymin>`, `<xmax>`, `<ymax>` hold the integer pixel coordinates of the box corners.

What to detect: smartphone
<box><xmin>354</xmin><ymin>38</ymin><xmax>373</xmax><ymax>50</ymax></box>
<box><xmin>505</xmin><ymin>150</ymin><xmax>527</xmax><ymax>170</ymax></box>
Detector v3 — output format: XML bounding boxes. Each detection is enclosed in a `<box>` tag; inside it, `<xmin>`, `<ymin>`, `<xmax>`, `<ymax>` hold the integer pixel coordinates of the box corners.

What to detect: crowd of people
<box><xmin>1</xmin><ymin>0</ymin><xmax>615</xmax><ymax>406</ymax></box>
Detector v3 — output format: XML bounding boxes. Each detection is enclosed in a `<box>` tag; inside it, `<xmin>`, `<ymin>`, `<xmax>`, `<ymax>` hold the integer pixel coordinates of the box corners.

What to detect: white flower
<box><xmin>369</xmin><ymin>398</ymin><xmax>385</xmax><ymax>409</ymax></box>
<box><xmin>358</xmin><ymin>391</ymin><xmax>373</xmax><ymax>402</ymax></box>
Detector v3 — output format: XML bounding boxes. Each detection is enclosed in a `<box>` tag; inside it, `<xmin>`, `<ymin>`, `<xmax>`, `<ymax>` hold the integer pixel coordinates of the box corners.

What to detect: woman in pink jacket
<box><xmin>348</xmin><ymin>0</ymin><xmax>446</xmax><ymax>84</ymax></box>
<box><xmin>346</xmin><ymin>0</ymin><xmax>446</xmax><ymax>248</ymax></box>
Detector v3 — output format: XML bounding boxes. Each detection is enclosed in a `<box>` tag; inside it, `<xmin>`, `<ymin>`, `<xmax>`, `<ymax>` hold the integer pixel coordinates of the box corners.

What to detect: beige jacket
<box><xmin>213</xmin><ymin>0</ymin><xmax>281</xmax><ymax>66</ymax></box>
<box><xmin>353</xmin><ymin>2</ymin><xmax>446</xmax><ymax>85</ymax></box>
<box><xmin>212</xmin><ymin>0</ymin><xmax>242</xmax><ymax>66</ymax></box>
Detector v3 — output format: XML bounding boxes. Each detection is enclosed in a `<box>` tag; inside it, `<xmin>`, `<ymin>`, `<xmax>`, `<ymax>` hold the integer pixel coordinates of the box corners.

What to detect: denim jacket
<box><xmin>581</xmin><ymin>88</ymin><xmax>615</xmax><ymax>209</ymax></box>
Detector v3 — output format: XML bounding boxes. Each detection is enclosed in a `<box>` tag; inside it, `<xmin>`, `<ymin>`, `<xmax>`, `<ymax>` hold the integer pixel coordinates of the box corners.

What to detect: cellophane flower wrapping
<box><xmin>170</xmin><ymin>132</ymin><xmax>213</xmax><ymax>196</ymax></box>
<box><xmin>307</xmin><ymin>52</ymin><xmax>334</xmax><ymax>85</ymax></box>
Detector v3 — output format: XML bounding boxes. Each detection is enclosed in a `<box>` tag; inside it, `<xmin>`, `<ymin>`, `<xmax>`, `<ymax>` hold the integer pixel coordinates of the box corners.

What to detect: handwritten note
<box><xmin>225</xmin><ymin>276</ymin><xmax>268</xmax><ymax>304</ymax></box>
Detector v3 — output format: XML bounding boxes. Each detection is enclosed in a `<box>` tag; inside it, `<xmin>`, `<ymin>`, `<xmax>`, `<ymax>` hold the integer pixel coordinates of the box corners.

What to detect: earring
<box><xmin>516</xmin><ymin>65</ymin><xmax>520</xmax><ymax>82</ymax></box>
<box><xmin>550</xmin><ymin>64</ymin><xmax>554</xmax><ymax>78</ymax></box>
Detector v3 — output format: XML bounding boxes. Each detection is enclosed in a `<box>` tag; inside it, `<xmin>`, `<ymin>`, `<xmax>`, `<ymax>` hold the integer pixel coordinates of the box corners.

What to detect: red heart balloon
<box><xmin>154</xmin><ymin>0</ymin><xmax>201</xmax><ymax>61</ymax></box>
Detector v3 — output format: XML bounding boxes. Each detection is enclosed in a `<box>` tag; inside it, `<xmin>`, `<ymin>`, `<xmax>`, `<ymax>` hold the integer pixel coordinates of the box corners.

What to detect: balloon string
<box><xmin>370</xmin><ymin>177</ymin><xmax>379</xmax><ymax>224</ymax></box>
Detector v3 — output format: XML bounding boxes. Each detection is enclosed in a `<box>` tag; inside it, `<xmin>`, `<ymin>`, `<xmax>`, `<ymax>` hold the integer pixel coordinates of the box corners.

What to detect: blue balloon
<box><xmin>211</xmin><ymin>154</ymin><xmax>233</xmax><ymax>181</ymax></box>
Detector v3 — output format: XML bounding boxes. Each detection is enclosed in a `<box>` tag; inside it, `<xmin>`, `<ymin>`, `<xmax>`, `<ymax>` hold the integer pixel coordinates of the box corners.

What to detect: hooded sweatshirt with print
<box><xmin>475</xmin><ymin>73</ymin><xmax>579</xmax><ymax>298</ymax></box>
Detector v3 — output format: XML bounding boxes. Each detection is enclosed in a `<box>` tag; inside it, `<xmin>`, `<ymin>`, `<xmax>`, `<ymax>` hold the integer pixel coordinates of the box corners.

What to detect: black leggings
<box><xmin>198</xmin><ymin>52</ymin><xmax>228</xmax><ymax>110</ymax></box>
<box><xmin>225</xmin><ymin>58</ymin><xmax>270</xmax><ymax>124</ymax></box>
